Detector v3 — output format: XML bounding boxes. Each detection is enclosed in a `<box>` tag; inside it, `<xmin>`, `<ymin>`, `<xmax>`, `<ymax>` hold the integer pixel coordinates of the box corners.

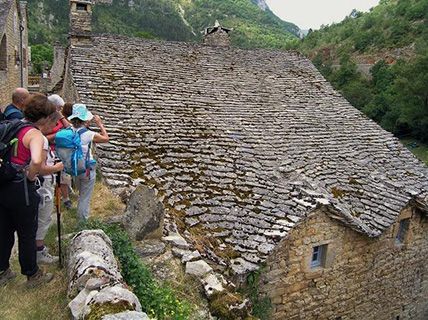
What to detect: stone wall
<box><xmin>0</xmin><ymin>0</ymin><xmax>28</xmax><ymax>108</ymax></box>
<box><xmin>61</xmin><ymin>48</ymin><xmax>80</xmax><ymax>102</ymax></box>
<box><xmin>203</xmin><ymin>29</ymin><xmax>230</xmax><ymax>47</ymax></box>
<box><xmin>48</xmin><ymin>43</ymin><xmax>65</xmax><ymax>92</ymax></box>
<box><xmin>261</xmin><ymin>208</ymin><xmax>428</xmax><ymax>320</ymax></box>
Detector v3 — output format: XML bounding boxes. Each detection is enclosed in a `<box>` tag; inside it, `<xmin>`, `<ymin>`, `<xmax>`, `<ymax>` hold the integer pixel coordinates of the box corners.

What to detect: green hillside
<box><xmin>27</xmin><ymin>0</ymin><xmax>299</xmax><ymax>73</ymax></box>
<box><xmin>298</xmin><ymin>0</ymin><xmax>428</xmax><ymax>144</ymax></box>
<box><xmin>27</xmin><ymin>0</ymin><xmax>299</xmax><ymax>48</ymax></box>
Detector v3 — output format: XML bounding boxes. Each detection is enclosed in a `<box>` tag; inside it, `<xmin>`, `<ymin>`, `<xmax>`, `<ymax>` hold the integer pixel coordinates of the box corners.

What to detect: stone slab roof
<box><xmin>68</xmin><ymin>35</ymin><xmax>428</xmax><ymax>270</ymax></box>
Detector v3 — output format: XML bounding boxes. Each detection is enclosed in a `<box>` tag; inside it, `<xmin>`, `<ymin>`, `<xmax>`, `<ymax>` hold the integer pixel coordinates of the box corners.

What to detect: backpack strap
<box><xmin>77</xmin><ymin>127</ymin><xmax>92</xmax><ymax>176</ymax></box>
<box><xmin>0</xmin><ymin>120</ymin><xmax>34</xmax><ymax>148</ymax></box>
<box><xmin>3</xmin><ymin>106</ymin><xmax>21</xmax><ymax>119</ymax></box>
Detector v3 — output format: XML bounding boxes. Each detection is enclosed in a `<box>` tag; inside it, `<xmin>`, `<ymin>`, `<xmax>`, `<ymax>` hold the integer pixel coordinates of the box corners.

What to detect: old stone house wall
<box><xmin>0</xmin><ymin>0</ymin><xmax>28</xmax><ymax>108</ymax></box>
<box><xmin>261</xmin><ymin>208</ymin><xmax>428</xmax><ymax>320</ymax></box>
<box><xmin>61</xmin><ymin>48</ymin><xmax>80</xmax><ymax>102</ymax></box>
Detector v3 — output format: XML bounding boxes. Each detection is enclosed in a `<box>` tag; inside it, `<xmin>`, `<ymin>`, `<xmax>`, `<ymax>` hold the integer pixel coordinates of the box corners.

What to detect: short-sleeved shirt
<box><xmin>74</xmin><ymin>127</ymin><xmax>96</xmax><ymax>160</ymax></box>
<box><xmin>4</xmin><ymin>104</ymin><xmax>24</xmax><ymax>120</ymax></box>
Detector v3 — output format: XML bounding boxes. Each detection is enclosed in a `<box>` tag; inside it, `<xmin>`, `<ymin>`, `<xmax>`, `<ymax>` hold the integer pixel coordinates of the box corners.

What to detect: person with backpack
<box><xmin>0</xmin><ymin>93</ymin><xmax>60</xmax><ymax>287</ymax></box>
<box><xmin>45</xmin><ymin>95</ymin><xmax>74</xmax><ymax>210</ymax></box>
<box><xmin>2</xmin><ymin>88</ymin><xmax>30</xmax><ymax>120</ymax></box>
<box><xmin>57</xmin><ymin>104</ymin><xmax>109</xmax><ymax>220</ymax></box>
<box><xmin>35</xmin><ymin>135</ymin><xmax>64</xmax><ymax>264</ymax></box>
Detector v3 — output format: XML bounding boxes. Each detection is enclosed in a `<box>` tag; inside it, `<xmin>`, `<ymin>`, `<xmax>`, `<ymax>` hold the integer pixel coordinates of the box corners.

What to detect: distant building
<box><xmin>62</xmin><ymin>1</ymin><xmax>428</xmax><ymax>319</ymax></box>
<box><xmin>0</xmin><ymin>0</ymin><xmax>28</xmax><ymax>107</ymax></box>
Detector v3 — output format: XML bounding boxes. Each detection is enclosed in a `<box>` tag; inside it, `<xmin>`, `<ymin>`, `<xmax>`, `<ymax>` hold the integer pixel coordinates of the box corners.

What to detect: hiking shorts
<box><xmin>60</xmin><ymin>171</ymin><xmax>72</xmax><ymax>186</ymax></box>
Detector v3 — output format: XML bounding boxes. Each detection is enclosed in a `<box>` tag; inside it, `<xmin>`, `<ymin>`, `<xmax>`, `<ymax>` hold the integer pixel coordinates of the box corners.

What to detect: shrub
<box><xmin>84</xmin><ymin>220</ymin><xmax>192</xmax><ymax>320</ymax></box>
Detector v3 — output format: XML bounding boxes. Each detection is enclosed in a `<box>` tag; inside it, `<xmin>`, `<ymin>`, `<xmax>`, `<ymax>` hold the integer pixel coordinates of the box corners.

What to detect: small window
<box><xmin>76</xmin><ymin>3</ymin><xmax>88</xmax><ymax>11</ymax></box>
<box><xmin>311</xmin><ymin>244</ymin><xmax>327</xmax><ymax>268</ymax></box>
<box><xmin>396</xmin><ymin>218</ymin><xmax>410</xmax><ymax>244</ymax></box>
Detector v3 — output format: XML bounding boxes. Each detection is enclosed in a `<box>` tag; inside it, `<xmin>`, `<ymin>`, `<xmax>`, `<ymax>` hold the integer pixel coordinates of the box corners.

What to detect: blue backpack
<box><xmin>55</xmin><ymin>127</ymin><xmax>96</xmax><ymax>176</ymax></box>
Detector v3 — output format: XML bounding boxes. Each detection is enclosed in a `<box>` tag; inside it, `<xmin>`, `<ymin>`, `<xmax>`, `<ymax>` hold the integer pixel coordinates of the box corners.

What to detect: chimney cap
<box><xmin>70</xmin><ymin>0</ymin><xmax>92</xmax><ymax>4</ymax></box>
<box><xmin>204</xmin><ymin>20</ymin><xmax>232</xmax><ymax>35</ymax></box>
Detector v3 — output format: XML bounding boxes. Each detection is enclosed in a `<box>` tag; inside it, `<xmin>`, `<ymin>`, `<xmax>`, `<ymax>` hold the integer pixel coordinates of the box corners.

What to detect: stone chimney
<box><xmin>203</xmin><ymin>20</ymin><xmax>232</xmax><ymax>47</ymax></box>
<box><xmin>69</xmin><ymin>0</ymin><xmax>93</xmax><ymax>44</ymax></box>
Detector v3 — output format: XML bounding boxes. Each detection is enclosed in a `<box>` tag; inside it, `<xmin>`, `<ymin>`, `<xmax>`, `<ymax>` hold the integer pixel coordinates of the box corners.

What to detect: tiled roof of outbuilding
<box><xmin>69</xmin><ymin>35</ymin><xmax>428</xmax><ymax>270</ymax></box>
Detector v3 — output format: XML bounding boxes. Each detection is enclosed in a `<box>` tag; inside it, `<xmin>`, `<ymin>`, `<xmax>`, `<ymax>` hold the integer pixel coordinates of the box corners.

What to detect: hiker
<box><xmin>0</xmin><ymin>93</ymin><xmax>60</xmax><ymax>287</ymax></box>
<box><xmin>2</xmin><ymin>88</ymin><xmax>30</xmax><ymax>120</ymax></box>
<box><xmin>45</xmin><ymin>95</ymin><xmax>73</xmax><ymax>210</ymax></box>
<box><xmin>67</xmin><ymin>104</ymin><xmax>109</xmax><ymax>220</ymax></box>
<box><xmin>36</xmin><ymin>132</ymin><xmax>64</xmax><ymax>264</ymax></box>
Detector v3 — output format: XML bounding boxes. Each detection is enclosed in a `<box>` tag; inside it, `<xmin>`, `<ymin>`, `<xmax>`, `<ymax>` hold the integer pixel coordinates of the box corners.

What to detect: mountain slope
<box><xmin>297</xmin><ymin>0</ymin><xmax>428</xmax><ymax>143</ymax></box>
<box><xmin>300</xmin><ymin>0</ymin><xmax>428</xmax><ymax>61</ymax></box>
<box><xmin>27</xmin><ymin>0</ymin><xmax>300</xmax><ymax>48</ymax></box>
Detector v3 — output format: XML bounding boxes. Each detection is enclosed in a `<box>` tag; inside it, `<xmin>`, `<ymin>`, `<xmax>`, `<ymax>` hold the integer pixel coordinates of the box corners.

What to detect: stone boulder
<box><xmin>123</xmin><ymin>185</ymin><xmax>164</xmax><ymax>240</ymax></box>
<box><xmin>67</xmin><ymin>230</ymin><xmax>143</xmax><ymax>320</ymax></box>
<box><xmin>102</xmin><ymin>311</ymin><xmax>149</xmax><ymax>320</ymax></box>
<box><xmin>67</xmin><ymin>230</ymin><xmax>123</xmax><ymax>298</ymax></box>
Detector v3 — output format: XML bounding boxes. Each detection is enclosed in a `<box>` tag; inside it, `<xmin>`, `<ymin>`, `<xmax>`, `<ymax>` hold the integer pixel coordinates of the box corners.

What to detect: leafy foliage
<box><xmin>84</xmin><ymin>220</ymin><xmax>192</xmax><ymax>320</ymax></box>
<box><xmin>30</xmin><ymin>44</ymin><xmax>54</xmax><ymax>74</ymax></box>
<box><xmin>299</xmin><ymin>0</ymin><xmax>428</xmax><ymax>143</ymax></box>
<box><xmin>300</xmin><ymin>0</ymin><xmax>428</xmax><ymax>56</ymax></box>
<box><xmin>26</xmin><ymin>0</ymin><xmax>299</xmax><ymax>49</ymax></box>
<box><xmin>240</xmin><ymin>268</ymin><xmax>272</xmax><ymax>320</ymax></box>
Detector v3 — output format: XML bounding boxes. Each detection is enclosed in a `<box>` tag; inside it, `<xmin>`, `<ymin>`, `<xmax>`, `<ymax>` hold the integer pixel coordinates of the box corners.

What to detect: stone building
<box><xmin>0</xmin><ymin>0</ymin><xmax>28</xmax><ymax>107</ymax></box>
<box><xmin>62</xmin><ymin>1</ymin><xmax>428</xmax><ymax>318</ymax></box>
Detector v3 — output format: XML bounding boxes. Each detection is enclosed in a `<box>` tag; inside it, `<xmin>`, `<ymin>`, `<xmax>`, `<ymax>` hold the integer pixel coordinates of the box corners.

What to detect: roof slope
<box><xmin>69</xmin><ymin>35</ymin><xmax>428</xmax><ymax>271</ymax></box>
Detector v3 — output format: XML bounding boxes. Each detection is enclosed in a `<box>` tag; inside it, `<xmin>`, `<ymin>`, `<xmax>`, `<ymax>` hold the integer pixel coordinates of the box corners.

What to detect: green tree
<box><xmin>30</xmin><ymin>44</ymin><xmax>53</xmax><ymax>75</ymax></box>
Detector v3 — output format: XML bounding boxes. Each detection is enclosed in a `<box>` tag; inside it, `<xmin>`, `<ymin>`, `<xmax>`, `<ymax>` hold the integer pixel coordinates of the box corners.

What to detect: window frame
<box><xmin>311</xmin><ymin>244</ymin><xmax>327</xmax><ymax>269</ymax></box>
<box><xmin>395</xmin><ymin>218</ymin><xmax>410</xmax><ymax>245</ymax></box>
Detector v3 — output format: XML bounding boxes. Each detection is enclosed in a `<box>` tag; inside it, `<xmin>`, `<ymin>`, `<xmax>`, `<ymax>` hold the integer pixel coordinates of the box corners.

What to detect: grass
<box><xmin>0</xmin><ymin>178</ymin><xmax>125</xmax><ymax>320</ymax></box>
<box><xmin>400</xmin><ymin>137</ymin><xmax>428</xmax><ymax>165</ymax></box>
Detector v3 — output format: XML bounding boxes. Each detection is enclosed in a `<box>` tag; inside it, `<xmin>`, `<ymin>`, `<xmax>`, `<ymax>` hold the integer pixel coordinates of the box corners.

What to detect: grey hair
<box><xmin>47</xmin><ymin>94</ymin><xmax>65</xmax><ymax>109</ymax></box>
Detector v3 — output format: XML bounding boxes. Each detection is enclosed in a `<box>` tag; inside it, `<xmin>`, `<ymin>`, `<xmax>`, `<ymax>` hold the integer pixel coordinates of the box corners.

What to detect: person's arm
<box><xmin>25</xmin><ymin>130</ymin><xmax>45</xmax><ymax>181</ymax></box>
<box><xmin>92</xmin><ymin>115</ymin><xmax>109</xmax><ymax>143</ymax></box>
<box><xmin>38</xmin><ymin>149</ymin><xmax>64</xmax><ymax>175</ymax></box>
<box><xmin>60</xmin><ymin>117</ymin><xmax>71</xmax><ymax>128</ymax></box>
<box><xmin>45</xmin><ymin>132</ymin><xmax>56</xmax><ymax>143</ymax></box>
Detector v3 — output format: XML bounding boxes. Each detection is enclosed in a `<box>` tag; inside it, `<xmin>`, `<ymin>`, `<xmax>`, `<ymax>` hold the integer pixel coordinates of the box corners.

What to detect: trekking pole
<box><xmin>55</xmin><ymin>166</ymin><xmax>63</xmax><ymax>268</ymax></box>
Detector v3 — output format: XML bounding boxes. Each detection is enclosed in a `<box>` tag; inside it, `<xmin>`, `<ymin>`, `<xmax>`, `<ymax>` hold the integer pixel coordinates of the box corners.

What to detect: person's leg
<box><xmin>0</xmin><ymin>200</ymin><xmax>15</xmax><ymax>273</ymax></box>
<box><xmin>14</xmin><ymin>181</ymin><xmax>40</xmax><ymax>277</ymax></box>
<box><xmin>60</xmin><ymin>171</ymin><xmax>73</xmax><ymax>209</ymax></box>
<box><xmin>36</xmin><ymin>180</ymin><xmax>54</xmax><ymax>245</ymax></box>
<box><xmin>36</xmin><ymin>180</ymin><xmax>58</xmax><ymax>264</ymax></box>
<box><xmin>76</xmin><ymin>170</ymin><xmax>96</xmax><ymax>220</ymax></box>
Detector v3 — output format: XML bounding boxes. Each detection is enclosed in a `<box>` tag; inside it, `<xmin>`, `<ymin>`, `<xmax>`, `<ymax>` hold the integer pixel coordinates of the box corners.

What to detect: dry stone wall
<box><xmin>261</xmin><ymin>208</ymin><xmax>428</xmax><ymax>319</ymax></box>
<box><xmin>67</xmin><ymin>230</ymin><xmax>147</xmax><ymax>320</ymax></box>
<box><xmin>65</xmin><ymin>35</ymin><xmax>428</xmax><ymax>275</ymax></box>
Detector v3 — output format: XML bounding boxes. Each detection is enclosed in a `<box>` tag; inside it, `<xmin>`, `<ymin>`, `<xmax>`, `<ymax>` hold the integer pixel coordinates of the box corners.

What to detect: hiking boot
<box><xmin>0</xmin><ymin>269</ymin><xmax>16</xmax><ymax>286</ymax></box>
<box><xmin>26</xmin><ymin>269</ymin><xmax>54</xmax><ymax>288</ymax></box>
<box><xmin>37</xmin><ymin>247</ymin><xmax>59</xmax><ymax>264</ymax></box>
<box><xmin>63</xmin><ymin>200</ymin><xmax>72</xmax><ymax>210</ymax></box>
